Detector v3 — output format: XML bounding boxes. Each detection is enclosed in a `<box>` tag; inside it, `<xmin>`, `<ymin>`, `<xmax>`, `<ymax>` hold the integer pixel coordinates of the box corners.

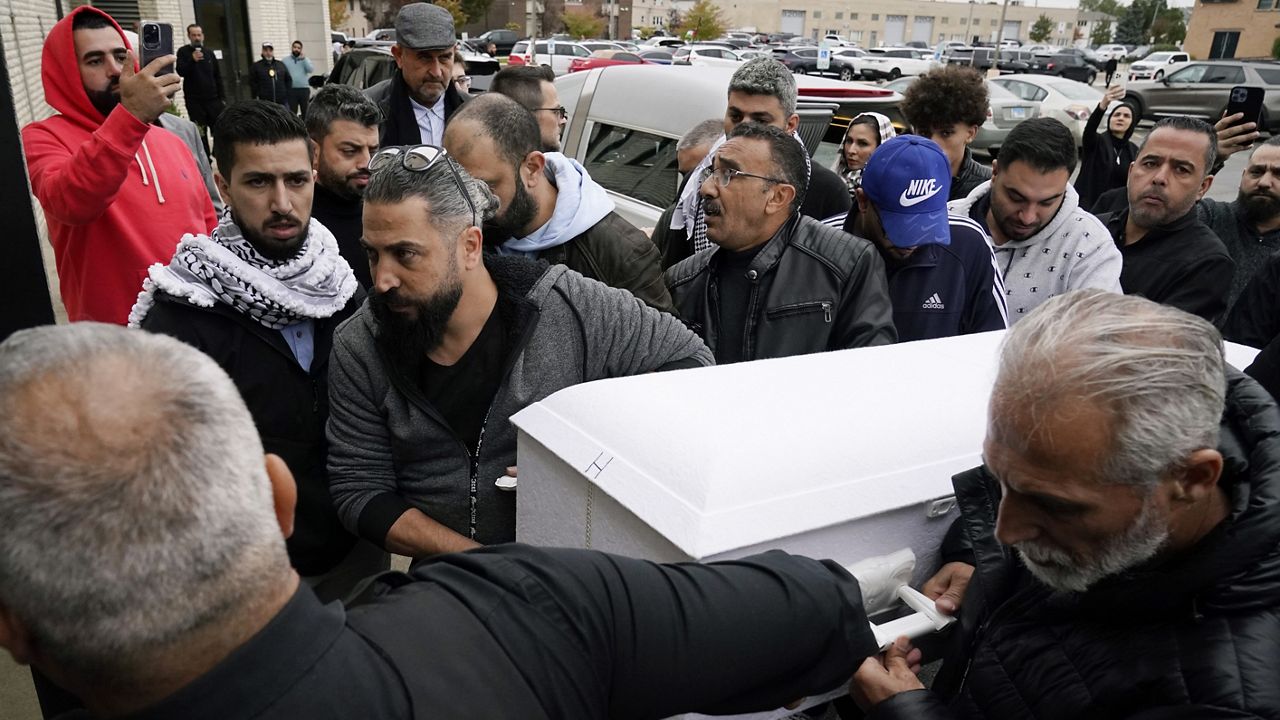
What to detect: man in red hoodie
<box><xmin>23</xmin><ymin>7</ymin><xmax>217</xmax><ymax>324</ymax></box>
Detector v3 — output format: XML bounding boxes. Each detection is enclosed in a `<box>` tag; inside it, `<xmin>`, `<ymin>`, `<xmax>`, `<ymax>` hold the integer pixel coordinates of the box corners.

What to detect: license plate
<box><xmin>1009</xmin><ymin>107</ymin><xmax>1027</xmax><ymax>119</ymax></box>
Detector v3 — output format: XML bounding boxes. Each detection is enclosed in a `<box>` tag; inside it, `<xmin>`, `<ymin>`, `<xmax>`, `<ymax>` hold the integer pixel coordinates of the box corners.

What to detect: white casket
<box><xmin>512</xmin><ymin>330</ymin><xmax>1261</xmax><ymax>578</ymax></box>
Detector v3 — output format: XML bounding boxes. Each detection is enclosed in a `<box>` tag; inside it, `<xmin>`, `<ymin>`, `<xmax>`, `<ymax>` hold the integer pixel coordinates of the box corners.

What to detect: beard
<box><xmin>86</xmin><ymin>85</ymin><xmax>120</xmax><ymax>117</ymax></box>
<box><xmin>234</xmin><ymin>210</ymin><xmax>308</xmax><ymax>261</ymax></box>
<box><xmin>1129</xmin><ymin>187</ymin><xmax>1196</xmax><ymax>230</ymax></box>
<box><xmin>317</xmin><ymin>163</ymin><xmax>370</xmax><ymax>200</ymax></box>
<box><xmin>369</xmin><ymin>262</ymin><xmax>464</xmax><ymax>369</ymax></box>
<box><xmin>1240</xmin><ymin>188</ymin><xmax>1280</xmax><ymax>226</ymax></box>
<box><xmin>482</xmin><ymin>176</ymin><xmax>538</xmax><ymax>243</ymax></box>
<box><xmin>991</xmin><ymin>194</ymin><xmax>1053</xmax><ymax>243</ymax></box>
<box><xmin>1015</xmin><ymin>493</ymin><xmax>1170</xmax><ymax>594</ymax></box>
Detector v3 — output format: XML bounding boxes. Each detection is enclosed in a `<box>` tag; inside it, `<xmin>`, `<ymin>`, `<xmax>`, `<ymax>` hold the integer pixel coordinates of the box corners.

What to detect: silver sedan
<box><xmin>885</xmin><ymin>76</ymin><xmax>1040</xmax><ymax>157</ymax></box>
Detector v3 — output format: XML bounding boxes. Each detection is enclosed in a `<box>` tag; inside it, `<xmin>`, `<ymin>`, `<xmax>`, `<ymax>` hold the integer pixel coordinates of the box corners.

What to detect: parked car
<box><xmin>824</xmin><ymin>34</ymin><xmax>855</xmax><ymax>46</ymax></box>
<box><xmin>771</xmin><ymin>45</ymin><xmax>860</xmax><ymax>80</ymax></box>
<box><xmin>989</xmin><ymin>74</ymin><xmax>1103</xmax><ymax>146</ymax></box>
<box><xmin>672</xmin><ymin>44</ymin><xmax>745</xmax><ymax>68</ymax></box>
<box><xmin>457</xmin><ymin>41</ymin><xmax>501</xmax><ymax>90</ymax></box>
<box><xmin>475</xmin><ymin>29</ymin><xmax>519</xmax><ymax>56</ymax></box>
<box><xmin>1028</xmin><ymin>52</ymin><xmax>1098</xmax><ymax>84</ymax></box>
<box><xmin>365</xmin><ymin>28</ymin><xmax>395</xmax><ymax>42</ymax></box>
<box><xmin>1123</xmin><ymin>61</ymin><xmax>1280</xmax><ymax>133</ymax></box>
<box><xmin>832</xmin><ymin>47</ymin><xmax>868</xmax><ymax>75</ymax></box>
<box><xmin>1127</xmin><ymin>51</ymin><xmax>1191</xmax><ymax>82</ymax></box>
<box><xmin>1021</xmin><ymin>43</ymin><xmax>1055</xmax><ymax>55</ymax></box>
<box><xmin>1094</xmin><ymin>44</ymin><xmax>1129</xmax><ymax>62</ymax></box>
<box><xmin>581</xmin><ymin>41</ymin><xmax>628</xmax><ymax>54</ymax></box>
<box><xmin>885</xmin><ymin>75</ymin><xmax>1039</xmax><ymax>157</ymax></box>
<box><xmin>947</xmin><ymin>47</ymin><xmax>1033</xmax><ymax>73</ymax></box>
<box><xmin>1053</xmin><ymin>47</ymin><xmax>1107</xmax><ymax>70</ymax></box>
<box><xmin>508</xmin><ymin>39</ymin><xmax>592</xmax><ymax>75</ymax></box>
<box><xmin>637</xmin><ymin>49</ymin><xmax>674</xmax><ymax>64</ymax></box>
<box><xmin>640</xmin><ymin>36</ymin><xmax>685</xmax><ymax>48</ymax></box>
<box><xmin>860</xmin><ymin>47</ymin><xmax>938</xmax><ymax>80</ymax></box>
<box><xmin>554</xmin><ymin>65</ymin><xmax>903</xmax><ymax>228</ymax></box>
<box><xmin>569</xmin><ymin>50</ymin><xmax>652</xmax><ymax>73</ymax></box>
<box><xmin>327</xmin><ymin>46</ymin><xmax>396</xmax><ymax>90</ymax></box>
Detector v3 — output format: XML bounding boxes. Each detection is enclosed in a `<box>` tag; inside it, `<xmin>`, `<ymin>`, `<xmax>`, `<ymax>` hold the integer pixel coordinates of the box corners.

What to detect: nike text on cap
<box><xmin>861</xmin><ymin>135</ymin><xmax>952</xmax><ymax>248</ymax></box>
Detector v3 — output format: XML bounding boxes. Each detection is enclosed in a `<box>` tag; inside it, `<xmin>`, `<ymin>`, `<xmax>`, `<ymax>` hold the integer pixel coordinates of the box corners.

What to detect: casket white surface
<box><xmin>511</xmin><ymin>331</ymin><xmax>1262</xmax><ymax>581</ymax></box>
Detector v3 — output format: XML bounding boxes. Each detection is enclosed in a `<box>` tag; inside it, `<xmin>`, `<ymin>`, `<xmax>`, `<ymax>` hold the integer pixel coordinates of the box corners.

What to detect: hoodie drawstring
<box><xmin>142</xmin><ymin>140</ymin><xmax>165</xmax><ymax>204</ymax></box>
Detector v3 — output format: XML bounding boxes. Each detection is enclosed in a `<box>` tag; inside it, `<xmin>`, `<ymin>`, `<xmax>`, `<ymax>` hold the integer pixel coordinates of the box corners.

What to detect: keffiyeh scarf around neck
<box><xmin>127</xmin><ymin>213</ymin><xmax>358</xmax><ymax>330</ymax></box>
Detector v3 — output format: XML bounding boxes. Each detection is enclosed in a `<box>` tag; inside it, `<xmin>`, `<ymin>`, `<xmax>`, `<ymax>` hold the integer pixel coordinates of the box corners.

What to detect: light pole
<box><xmin>966</xmin><ymin>0</ymin><xmax>976</xmax><ymax>44</ymax></box>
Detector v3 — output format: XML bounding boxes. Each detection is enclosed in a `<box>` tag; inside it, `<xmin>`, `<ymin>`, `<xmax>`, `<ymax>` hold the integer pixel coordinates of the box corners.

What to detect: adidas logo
<box><xmin>922</xmin><ymin>293</ymin><xmax>945</xmax><ymax>310</ymax></box>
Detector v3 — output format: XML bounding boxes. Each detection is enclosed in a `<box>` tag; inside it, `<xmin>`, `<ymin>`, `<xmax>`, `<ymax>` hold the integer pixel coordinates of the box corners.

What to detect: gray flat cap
<box><xmin>396</xmin><ymin>3</ymin><xmax>456</xmax><ymax>50</ymax></box>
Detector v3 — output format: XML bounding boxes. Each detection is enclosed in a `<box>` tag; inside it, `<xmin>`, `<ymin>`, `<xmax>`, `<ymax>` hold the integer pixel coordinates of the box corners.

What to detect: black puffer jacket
<box><xmin>870</xmin><ymin>370</ymin><xmax>1280</xmax><ymax>719</ymax></box>
<box><xmin>665</xmin><ymin>213</ymin><xmax>896</xmax><ymax>360</ymax></box>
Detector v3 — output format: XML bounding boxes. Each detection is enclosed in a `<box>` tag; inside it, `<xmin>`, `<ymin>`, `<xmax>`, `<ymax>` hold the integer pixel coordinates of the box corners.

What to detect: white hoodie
<box><xmin>948</xmin><ymin>181</ymin><xmax>1122</xmax><ymax>323</ymax></box>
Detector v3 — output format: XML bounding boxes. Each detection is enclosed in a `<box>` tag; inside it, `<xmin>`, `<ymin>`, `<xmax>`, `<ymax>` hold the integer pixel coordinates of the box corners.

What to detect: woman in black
<box><xmin>1073</xmin><ymin>83</ymin><xmax>1139</xmax><ymax>211</ymax></box>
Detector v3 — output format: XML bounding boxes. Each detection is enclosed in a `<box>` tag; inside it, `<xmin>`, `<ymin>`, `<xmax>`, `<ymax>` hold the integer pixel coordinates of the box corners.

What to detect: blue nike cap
<box><xmin>861</xmin><ymin>135</ymin><xmax>952</xmax><ymax>248</ymax></box>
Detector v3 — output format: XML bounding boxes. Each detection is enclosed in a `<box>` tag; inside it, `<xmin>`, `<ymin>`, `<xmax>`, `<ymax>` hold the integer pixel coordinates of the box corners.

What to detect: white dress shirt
<box><xmin>409</xmin><ymin>94</ymin><xmax>446</xmax><ymax>146</ymax></box>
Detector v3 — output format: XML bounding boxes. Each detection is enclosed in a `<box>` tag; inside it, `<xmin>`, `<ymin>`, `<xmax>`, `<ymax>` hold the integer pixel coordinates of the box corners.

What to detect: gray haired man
<box><xmin>853</xmin><ymin>289</ymin><xmax>1280</xmax><ymax>718</ymax></box>
<box><xmin>653</xmin><ymin>57</ymin><xmax>853</xmax><ymax>267</ymax></box>
<box><xmin>328</xmin><ymin>147</ymin><xmax>712</xmax><ymax>559</ymax></box>
<box><xmin>0</xmin><ymin>322</ymin><xmax>885</xmax><ymax>717</ymax></box>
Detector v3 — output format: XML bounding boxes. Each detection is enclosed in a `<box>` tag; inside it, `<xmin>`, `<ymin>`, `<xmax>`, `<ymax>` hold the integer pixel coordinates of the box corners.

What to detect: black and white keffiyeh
<box><xmin>127</xmin><ymin>213</ymin><xmax>358</xmax><ymax>329</ymax></box>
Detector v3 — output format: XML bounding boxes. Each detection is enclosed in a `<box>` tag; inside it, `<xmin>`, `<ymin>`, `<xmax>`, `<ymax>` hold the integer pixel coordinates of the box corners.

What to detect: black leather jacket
<box><xmin>870</xmin><ymin>370</ymin><xmax>1280</xmax><ymax>719</ymax></box>
<box><xmin>535</xmin><ymin>211</ymin><xmax>675</xmax><ymax>315</ymax></box>
<box><xmin>665</xmin><ymin>213</ymin><xmax>896</xmax><ymax>361</ymax></box>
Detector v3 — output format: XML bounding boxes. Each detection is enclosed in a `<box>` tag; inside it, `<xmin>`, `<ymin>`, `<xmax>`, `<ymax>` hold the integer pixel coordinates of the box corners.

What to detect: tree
<box><xmin>1029</xmin><ymin>14</ymin><xmax>1054</xmax><ymax>43</ymax></box>
<box><xmin>1079</xmin><ymin>0</ymin><xmax>1122</xmax><ymax>18</ymax></box>
<box><xmin>437</xmin><ymin>0</ymin><xmax>468</xmax><ymax>28</ymax></box>
<box><xmin>1115</xmin><ymin>0</ymin><xmax>1164</xmax><ymax>46</ymax></box>
<box><xmin>1150</xmin><ymin>8</ymin><xmax>1186</xmax><ymax>45</ymax></box>
<box><xmin>1090</xmin><ymin>20</ymin><xmax>1112</xmax><ymax>46</ymax></box>
<box><xmin>561</xmin><ymin>8</ymin><xmax>605</xmax><ymax>39</ymax></box>
<box><xmin>505</xmin><ymin>22</ymin><xmax>522</xmax><ymax>32</ymax></box>
<box><xmin>673</xmin><ymin>0</ymin><xmax>726</xmax><ymax>42</ymax></box>
<box><xmin>329</xmin><ymin>0</ymin><xmax>349</xmax><ymax>29</ymax></box>
<box><xmin>364</xmin><ymin>0</ymin><xmax>416</xmax><ymax>30</ymax></box>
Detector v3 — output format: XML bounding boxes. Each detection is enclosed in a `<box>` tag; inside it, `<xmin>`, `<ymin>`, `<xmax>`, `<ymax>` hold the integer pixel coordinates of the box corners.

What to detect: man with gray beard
<box><xmin>851</xmin><ymin>289</ymin><xmax>1280</xmax><ymax>719</ymax></box>
<box><xmin>1095</xmin><ymin>116</ymin><xmax>1234</xmax><ymax>324</ymax></box>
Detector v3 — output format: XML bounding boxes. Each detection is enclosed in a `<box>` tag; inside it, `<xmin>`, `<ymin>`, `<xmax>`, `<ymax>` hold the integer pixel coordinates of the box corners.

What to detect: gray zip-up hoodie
<box><xmin>949</xmin><ymin>180</ymin><xmax>1122</xmax><ymax>323</ymax></box>
<box><xmin>327</xmin><ymin>255</ymin><xmax>713</xmax><ymax>550</ymax></box>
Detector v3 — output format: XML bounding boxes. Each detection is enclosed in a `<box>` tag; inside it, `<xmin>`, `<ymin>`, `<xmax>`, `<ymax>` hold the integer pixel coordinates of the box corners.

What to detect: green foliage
<box><xmin>1273</xmin><ymin>36</ymin><xmax>1280</xmax><ymax>59</ymax></box>
<box><xmin>1090</xmin><ymin>20</ymin><xmax>1113</xmax><ymax>46</ymax></box>
<box><xmin>1029</xmin><ymin>14</ymin><xmax>1054</xmax><ymax>43</ymax></box>
<box><xmin>561</xmin><ymin>8</ymin><xmax>605</xmax><ymax>39</ymax></box>
<box><xmin>1150</xmin><ymin>8</ymin><xmax>1185</xmax><ymax>45</ymax></box>
<box><xmin>437</xmin><ymin>0</ymin><xmax>468</xmax><ymax>28</ymax></box>
<box><xmin>637</xmin><ymin>25</ymin><xmax>657</xmax><ymax>39</ymax></box>
<box><xmin>673</xmin><ymin>0</ymin><xmax>726</xmax><ymax>42</ymax></box>
<box><xmin>1079</xmin><ymin>0</ymin><xmax>1123</xmax><ymax>17</ymax></box>
<box><xmin>505</xmin><ymin>22</ymin><xmax>522</xmax><ymax>32</ymax></box>
<box><xmin>1115</xmin><ymin>0</ymin><xmax>1165</xmax><ymax>46</ymax></box>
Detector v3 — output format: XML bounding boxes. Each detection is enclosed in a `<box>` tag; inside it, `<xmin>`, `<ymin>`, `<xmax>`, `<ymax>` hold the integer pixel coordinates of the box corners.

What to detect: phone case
<box><xmin>1227</xmin><ymin>86</ymin><xmax>1265</xmax><ymax>126</ymax></box>
<box><xmin>140</xmin><ymin>22</ymin><xmax>175</xmax><ymax>76</ymax></box>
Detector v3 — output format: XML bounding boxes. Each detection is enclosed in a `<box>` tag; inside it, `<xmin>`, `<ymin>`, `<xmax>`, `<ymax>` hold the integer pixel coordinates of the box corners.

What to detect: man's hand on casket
<box><xmin>922</xmin><ymin>561</ymin><xmax>974</xmax><ymax>616</ymax></box>
<box><xmin>850</xmin><ymin>636</ymin><xmax>925</xmax><ymax>710</ymax></box>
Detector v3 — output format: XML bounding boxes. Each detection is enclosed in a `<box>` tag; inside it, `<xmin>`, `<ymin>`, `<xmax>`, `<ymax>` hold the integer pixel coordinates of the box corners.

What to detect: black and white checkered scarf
<box><xmin>127</xmin><ymin>213</ymin><xmax>357</xmax><ymax>330</ymax></box>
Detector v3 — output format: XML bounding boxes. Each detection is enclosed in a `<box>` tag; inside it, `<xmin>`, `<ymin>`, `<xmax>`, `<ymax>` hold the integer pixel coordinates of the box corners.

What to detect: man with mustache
<box><xmin>665</xmin><ymin>122</ymin><xmax>895</xmax><ymax>363</ymax></box>
<box><xmin>365</xmin><ymin>3</ymin><xmax>468</xmax><ymax>147</ymax></box>
<box><xmin>852</xmin><ymin>289</ymin><xmax>1280</xmax><ymax>719</ymax></box>
<box><xmin>444</xmin><ymin>93</ymin><xmax>674</xmax><ymax>313</ymax></box>
<box><xmin>1200</xmin><ymin>136</ymin><xmax>1280</xmax><ymax>318</ymax></box>
<box><xmin>307</xmin><ymin>84</ymin><xmax>382</xmax><ymax>288</ymax></box>
<box><xmin>132</xmin><ymin>100</ymin><xmax>384</xmax><ymax>603</ymax></box>
<box><xmin>327</xmin><ymin>148</ymin><xmax>711</xmax><ymax>559</ymax></box>
<box><xmin>21</xmin><ymin>7</ymin><xmax>217</xmax><ymax>324</ymax></box>
<box><xmin>1096</xmin><ymin>116</ymin><xmax>1234</xmax><ymax>324</ymax></box>
<box><xmin>948</xmin><ymin>118</ymin><xmax>1123</xmax><ymax>323</ymax></box>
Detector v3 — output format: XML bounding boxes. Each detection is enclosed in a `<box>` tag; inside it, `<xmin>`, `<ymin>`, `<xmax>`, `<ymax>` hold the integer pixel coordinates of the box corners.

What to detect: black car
<box><xmin>772</xmin><ymin>46</ymin><xmax>860</xmax><ymax>81</ymax></box>
<box><xmin>946</xmin><ymin>48</ymin><xmax>1030</xmax><ymax>73</ymax></box>
<box><xmin>1028</xmin><ymin>53</ymin><xmax>1098</xmax><ymax>84</ymax></box>
<box><xmin>476</xmin><ymin>29</ymin><xmax>519</xmax><ymax>56</ymax></box>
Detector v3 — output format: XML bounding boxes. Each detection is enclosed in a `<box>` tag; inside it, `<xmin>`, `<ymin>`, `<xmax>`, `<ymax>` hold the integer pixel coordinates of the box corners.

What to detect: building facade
<box><xmin>1185</xmin><ymin>0</ymin><xmax>1280</xmax><ymax>59</ymax></box>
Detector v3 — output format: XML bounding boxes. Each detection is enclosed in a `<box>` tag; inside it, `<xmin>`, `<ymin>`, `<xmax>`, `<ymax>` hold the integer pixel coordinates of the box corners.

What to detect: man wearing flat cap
<box><xmin>250</xmin><ymin>41</ymin><xmax>291</xmax><ymax>107</ymax></box>
<box><xmin>364</xmin><ymin>2</ymin><xmax>468</xmax><ymax>146</ymax></box>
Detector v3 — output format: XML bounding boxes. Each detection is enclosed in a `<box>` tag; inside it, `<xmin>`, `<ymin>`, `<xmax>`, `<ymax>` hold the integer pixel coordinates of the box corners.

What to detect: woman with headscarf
<box><xmin>1073</xmin><ymin>83</ymin><xmax>1139</xmax><ymax>211</ymax></box>
<box><xmin>834</xmin><ymin>112</ymin><xmax>896</xmax><ymax>198</ymax></box>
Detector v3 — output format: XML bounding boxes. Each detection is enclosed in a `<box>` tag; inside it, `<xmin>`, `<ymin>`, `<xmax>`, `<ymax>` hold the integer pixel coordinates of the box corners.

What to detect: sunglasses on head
<box><xmin>368</xmin><ymin>145</ymin><xmax>477</xmax><ymax>227</ymax></box>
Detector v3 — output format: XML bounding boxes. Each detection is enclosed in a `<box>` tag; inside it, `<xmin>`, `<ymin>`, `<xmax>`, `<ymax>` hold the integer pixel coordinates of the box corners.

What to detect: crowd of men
<box><xmin>6</xmin><ymin>2</ymin><xmax>1280</xmax><ymax>719</ymax></box>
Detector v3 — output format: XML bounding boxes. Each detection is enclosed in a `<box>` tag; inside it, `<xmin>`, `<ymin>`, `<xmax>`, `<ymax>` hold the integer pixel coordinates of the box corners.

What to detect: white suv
<box><xmin>1128</xmin><ymin>51</ymin><xmax>1190</xmax><ymax>81</ymax></box>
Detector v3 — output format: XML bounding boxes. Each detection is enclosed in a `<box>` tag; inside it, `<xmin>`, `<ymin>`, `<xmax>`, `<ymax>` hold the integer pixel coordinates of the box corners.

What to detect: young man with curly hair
<box><xmin>899</xmin><ymin>65</ymin><xmax>992</xmax><ymax>201</ymax></box>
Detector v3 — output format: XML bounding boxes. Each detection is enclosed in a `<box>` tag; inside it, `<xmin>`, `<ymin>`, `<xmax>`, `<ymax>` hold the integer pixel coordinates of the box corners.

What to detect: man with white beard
<box><xmin>851</xmin><ymin>289</ymin><xmax>1280</xmax><ymax>719</ymax></box>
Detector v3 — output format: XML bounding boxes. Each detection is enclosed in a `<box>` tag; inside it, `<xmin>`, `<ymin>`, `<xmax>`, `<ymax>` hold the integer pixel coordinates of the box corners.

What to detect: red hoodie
<box><xmin>22</xmin><ymin>7</ymin><xmax>217</xmax><ymax>324</ymax></box>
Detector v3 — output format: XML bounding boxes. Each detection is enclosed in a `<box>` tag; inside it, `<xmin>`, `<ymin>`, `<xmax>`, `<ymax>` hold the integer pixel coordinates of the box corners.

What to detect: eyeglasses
<box><xmin>535</xmin><ymin>106</ymin><xmax>569</xmax><ymax>120</ymax></box>
<box><xmin>699</xmin><ymin>164</ymin><xmax>789</xmax><ymax>188</ymax></box>
<box><xmin>368</xmin><ymin>145</ymin><xmax>477</xmax><ymax>227</ymax></box>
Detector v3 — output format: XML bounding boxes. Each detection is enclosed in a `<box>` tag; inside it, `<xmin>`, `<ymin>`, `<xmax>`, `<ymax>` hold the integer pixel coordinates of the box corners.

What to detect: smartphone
<box><xmin>139</xmin><ymin>21</ymin><xmax>175</xmax><ymax>76</ymax></box>
<box><xmin>1226</xmin><ymin>86</ymin><xmax>1265</xmax><ymax>127</ymax></box>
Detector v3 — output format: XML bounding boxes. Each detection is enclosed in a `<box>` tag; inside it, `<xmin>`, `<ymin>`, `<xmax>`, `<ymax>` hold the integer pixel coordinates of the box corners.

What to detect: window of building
<box><xmin>836</xmin><ymin>11</ymin><xmax>844</xmax><ymax>19</ymax></box>
<box><xmin>814</xmin><ymin>11</ymin><xmax>822</xmax><ymax>18</ymax></box>
<box><xmin>584</xmin><ymin>124</ymin><xmax>679</xmax><ymax>210</ymax></box>
<box><xmin>941</xmin><ymin>16</ymin><xmax>949</xmax><ymax>23</ymax></box>
<box><xmin>851</xmin><ymin>30</ymin><xmax>863</xmax><ymax>41</ymax></box>
<box><xmin>872</xmin><ymin>14</ymin><xmax>879</xmax><ymax>20</ymax></box>
<box><xmin>991</xmin><ymin>18</ymin><xmax>998</xmax><ymax>26</ymax></box>
<box><xmin>960</xmin><ymin>17</ymin><xmax>967</xmax><ymax>24</ymax></box>
<box><xmin>1258</xmin><ymin>0</ymin><xmax>1272</xmax><ymax>10</ymax></box>
<box><xmin>852</xmin><ymin>13</ymin><xmax>859</xmax><ymax>19</ymax></box>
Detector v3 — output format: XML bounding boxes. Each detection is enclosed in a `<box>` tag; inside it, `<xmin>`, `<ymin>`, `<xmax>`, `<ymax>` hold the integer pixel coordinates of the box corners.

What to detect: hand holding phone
<box><xmin>1226</xmin><ymin>86</ymin><xmax>1265</xmax><ymax>127</ymax></box>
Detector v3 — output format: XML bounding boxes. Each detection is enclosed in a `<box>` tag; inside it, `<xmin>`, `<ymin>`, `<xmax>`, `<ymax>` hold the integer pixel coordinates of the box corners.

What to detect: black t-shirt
<box><xmin>715</xmin><ymin>245</ymin><xmax>764</xmax><ymax>364</ymax></box>
<box><xmin>418</xmin><ymin>308</ymin><xmax>508</xmax><ymax>453</ymax></box>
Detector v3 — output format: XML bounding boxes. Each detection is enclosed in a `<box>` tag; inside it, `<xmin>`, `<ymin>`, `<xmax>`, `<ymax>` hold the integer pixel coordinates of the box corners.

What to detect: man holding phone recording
<box><xmin>22</xmin><ymin>6</ymin><xmax>216</xmax><ymax>325</ymax></box>
<box><xmin>176</xmin><ymin>23</ymin><xmax>225</xmax><ymax>155</ymax></box>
